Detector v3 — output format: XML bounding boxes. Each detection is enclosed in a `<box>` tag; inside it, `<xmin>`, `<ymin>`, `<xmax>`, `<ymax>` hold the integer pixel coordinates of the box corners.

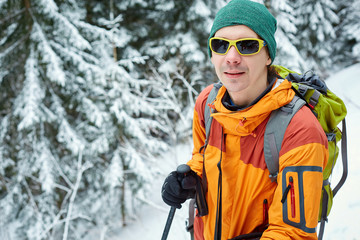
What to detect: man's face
<box><xmin>211</xmin><ymin>25</ymin><xmax>271</xmax><ymax>106</ymax></box>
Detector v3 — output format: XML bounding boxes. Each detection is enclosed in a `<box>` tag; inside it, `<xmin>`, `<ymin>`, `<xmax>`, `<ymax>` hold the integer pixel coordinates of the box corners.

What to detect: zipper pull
<box><xmin>289</xmin><ymin>176</ymin><xmax>296</xmax><ymax>218</ymax></box>
<box><xmin>263</xmin><ymin>199</ymin><xmax>269</xmax><ymax>225</ymax></box>
<box><xmin>281</xmin><ymin>181</ymin><xmax>291</xmax><ymax>204</ymax></box>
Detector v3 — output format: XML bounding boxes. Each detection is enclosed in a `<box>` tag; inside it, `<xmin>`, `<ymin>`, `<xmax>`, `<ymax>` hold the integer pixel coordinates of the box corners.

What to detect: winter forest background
<box><xmin>0</xmin><ymin>0</ymin><xmax>359</xmax><ymax>239</ymax></box>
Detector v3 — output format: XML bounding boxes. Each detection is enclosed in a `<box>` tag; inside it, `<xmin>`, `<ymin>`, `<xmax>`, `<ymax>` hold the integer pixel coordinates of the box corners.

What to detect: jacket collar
<box><xmin>211</xmin><ymin>79</ymin><xmax>295</xmax><ymax>137</ymax></box>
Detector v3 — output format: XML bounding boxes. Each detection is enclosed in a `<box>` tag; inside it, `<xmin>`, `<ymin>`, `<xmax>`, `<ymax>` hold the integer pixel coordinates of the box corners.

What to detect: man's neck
<box><xmin>229</xmin><ymin>77</ymin><xmax>269</xmax><ymax>106</ymax></box>
<box><xmin>225</xmin><ymin>75</ymin><xmax>276</xmax><ymax>110</ymax></box>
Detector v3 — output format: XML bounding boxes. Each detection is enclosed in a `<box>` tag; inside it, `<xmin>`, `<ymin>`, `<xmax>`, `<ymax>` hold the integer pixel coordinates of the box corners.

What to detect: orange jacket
<box><xmin>187</xmin><ymin>79</ymin><xmax>328</xmax><ymax>240</ymax></box>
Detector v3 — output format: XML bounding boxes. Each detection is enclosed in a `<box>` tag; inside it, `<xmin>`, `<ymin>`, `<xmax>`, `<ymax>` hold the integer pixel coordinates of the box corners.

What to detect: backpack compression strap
<box><xmin>263</xmin><ymin>96</ymin><xmax>306</xmax><ymax>182</ymax></box>
<box><xmin>333</xmin><ymin>119</ymin><xmax>348</xmax><ymax>197</ymax></box>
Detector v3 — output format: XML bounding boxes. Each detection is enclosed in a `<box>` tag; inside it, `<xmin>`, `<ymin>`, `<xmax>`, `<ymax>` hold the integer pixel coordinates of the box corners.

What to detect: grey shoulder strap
<box><xmin>264</xmin><ymin>96</ymin><xmax>306</xmax><ymax>182</ymax></box>
<box><xmin>333</xmin><ymin>119</ymin><xmax>348</xmax><ymax>196</ymax></box>
<box><xmin>198</xmin><ymin>82</ymin><xmax>222</xmax><ymax>218</ymax></box>
<box><xmin>204</xmin><ymin>82</ymin><xmax>222</xmax><ymax>144</ymax></box>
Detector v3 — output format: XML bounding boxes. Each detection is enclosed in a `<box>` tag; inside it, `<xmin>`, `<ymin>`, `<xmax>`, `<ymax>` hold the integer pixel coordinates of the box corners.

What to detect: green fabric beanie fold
<box><xmin>208</xmin><ymin>0</ymin><xmax>277</xmax><ymax>63</ymax></box>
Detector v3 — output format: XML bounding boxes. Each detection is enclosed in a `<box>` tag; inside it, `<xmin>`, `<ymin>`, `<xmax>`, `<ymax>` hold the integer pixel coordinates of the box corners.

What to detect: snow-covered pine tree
<box><xmin>264</xmin><ymin>0</ymin><xmax>306</xmax><ymax>72</ymax></box>
<box><xmin>0</xmin><ymin>0</ymin><xmax>172</xmax><ymax>238</ymax></box>
<box><xmin>333</xmin><ymin>0</ymin><xmax>360</xmax><ymax>69</ymax></box>
<box><xmin>291</xmin><ymin>0</ymin><xmax>340</xmax><ymax>76</ymax></box>
<box><xmin>115</xmin><ymin>0</ymin><xmax>228</xmax><ymax>142</ymax></box>
<box><xmin>0</xmin><ymin>0</ymin><xmax>90</xmax><ymax>238</ymax></box>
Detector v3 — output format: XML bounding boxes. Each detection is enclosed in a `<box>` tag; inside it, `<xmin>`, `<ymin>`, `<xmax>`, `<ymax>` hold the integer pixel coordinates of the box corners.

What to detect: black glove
<box><xmin>161</xmin><ymin>169</ymin><xmax>197</xmax><ymax>209</ymax></box>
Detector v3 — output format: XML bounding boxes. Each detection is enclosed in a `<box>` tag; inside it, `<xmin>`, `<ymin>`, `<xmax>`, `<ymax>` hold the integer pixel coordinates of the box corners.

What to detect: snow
<box><xmin>111</xmin><ymin>63</ymin><xmax>360</xmax><ymax>240</ymax></box>
<box><xmin>14</xmin><ymin>50</ymin><xmax>44</xmax><ymax>131</ymax></box>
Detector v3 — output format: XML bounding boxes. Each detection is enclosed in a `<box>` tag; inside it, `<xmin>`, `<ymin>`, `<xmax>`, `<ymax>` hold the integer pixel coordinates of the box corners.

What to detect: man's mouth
<box><xmin>225</xmin><ymin>72</ymin><xmax>243</xmax><ymax>75</ymax></box>
<box><xmin>224</xmin><ymin>71</ymin><xmax>245</xmax><ymax>77</ymax></box>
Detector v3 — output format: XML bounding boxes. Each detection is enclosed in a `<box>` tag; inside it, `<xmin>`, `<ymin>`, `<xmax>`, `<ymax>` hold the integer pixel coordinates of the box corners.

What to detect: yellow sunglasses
<box><xmin>209</xmin><ymin>37</ymin><xmax>267</xmax><ymax>56</ymax></box>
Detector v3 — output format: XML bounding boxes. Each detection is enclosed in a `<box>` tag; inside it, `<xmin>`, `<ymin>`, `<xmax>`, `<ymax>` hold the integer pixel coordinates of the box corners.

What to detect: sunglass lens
<box><xmin>211</xmin><ymin>39</ymin><xmax>229</xmax><ymax>54</ymax></box>
<box><xmin>237</xmin><ymin>40</ymin><xmax>259</xmax><ymax>54</ymax></box>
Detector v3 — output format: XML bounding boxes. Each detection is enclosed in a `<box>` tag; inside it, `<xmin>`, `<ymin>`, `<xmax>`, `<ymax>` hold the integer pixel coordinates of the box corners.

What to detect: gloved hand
<box><xmin>161</xmin><ymin>166</ymin><xmax>197</xmax><ymax>209</ymax></box>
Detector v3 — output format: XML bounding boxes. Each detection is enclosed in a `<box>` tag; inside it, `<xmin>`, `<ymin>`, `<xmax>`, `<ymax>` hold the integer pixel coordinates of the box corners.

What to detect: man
<box><xmin>161</xmin><ymin>0</ymin><xmax>328</xmax><ymax>239</ymax></box>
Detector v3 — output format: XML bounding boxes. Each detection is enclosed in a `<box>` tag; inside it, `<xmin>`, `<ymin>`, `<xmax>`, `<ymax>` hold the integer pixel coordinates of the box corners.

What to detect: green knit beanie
<box><xmin>208</xmin><ymin>0</ymin><xmax>277</xmax><ymax>63</ymax></box>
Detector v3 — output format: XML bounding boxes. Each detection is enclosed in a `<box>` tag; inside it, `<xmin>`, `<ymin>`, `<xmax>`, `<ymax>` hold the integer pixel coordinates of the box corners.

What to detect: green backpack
<box><xmin>189</xmin><ymin>65</ymin><xmax>348</xmax><ymax>240</ymax></box>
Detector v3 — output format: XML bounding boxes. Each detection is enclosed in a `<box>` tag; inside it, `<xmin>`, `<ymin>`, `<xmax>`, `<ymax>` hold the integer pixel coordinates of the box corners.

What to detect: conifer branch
<box><xmin>62</xmin><ymin>150</ymin><xmax>92</xmax><ymax>240</ymax></box>
<box><xmin>0</xmin><ymin>8</ymin><xmax>25</xmax><ymax>25</ymax></box>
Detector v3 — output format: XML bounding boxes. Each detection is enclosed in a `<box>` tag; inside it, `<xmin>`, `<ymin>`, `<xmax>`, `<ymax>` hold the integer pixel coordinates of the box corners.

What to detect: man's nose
<box><xmin>225</xmin><ymin>45</ymin><xmax>242</xmax><ymax>64</ymax></box>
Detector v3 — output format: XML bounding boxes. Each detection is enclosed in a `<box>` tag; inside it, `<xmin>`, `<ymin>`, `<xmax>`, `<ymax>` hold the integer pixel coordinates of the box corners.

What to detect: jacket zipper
<box><xmin>281</xmin><ymin>176</ymin><xmax>296</xmax><ymax>218</ymax></box>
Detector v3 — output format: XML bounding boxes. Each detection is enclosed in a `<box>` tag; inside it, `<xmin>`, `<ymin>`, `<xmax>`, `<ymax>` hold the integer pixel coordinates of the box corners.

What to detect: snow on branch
<box><xmin>104</xmin><ymin>148</ymin><xmax>124</xmax><ymax>189</ymax></box>
<box><xmin>31</xmin><ymin>22</ymin><xmax>66</xmax><ymax>86</ymax></box>
<box><xmin>32</xmin><ymin>0</ymin><xmax>91</xmax><ymax>51</ymax></box>
<box><xmin>82</xmin><ymin>97</ymin><xmax>108</xmax><ymax>128</ymax></box>
<box><xmin>13</xmin><ymin>49</ymin><xmax>45</xmax><ymax>131</ymax></box>
<box><xmin>57</xmin><ymin>119</ymin><xmax>85</xmax><ymax>155</ymax></box>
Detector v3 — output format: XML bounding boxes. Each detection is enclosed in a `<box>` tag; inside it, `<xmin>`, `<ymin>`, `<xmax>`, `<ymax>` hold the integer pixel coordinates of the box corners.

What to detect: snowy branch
<box><xmin>40</xmin><ymin>211</ymin><xmax>91</xmax><ymax>239</ymax></box>
<box><xmin>62</xmin><ymin>150</ymin><xmax>92</xmax><ymax>240</ymax></box>
<box><xmin>23</xmin><ymin>178</ymin><xmax>40</xmax><ymax>213</ymax></box>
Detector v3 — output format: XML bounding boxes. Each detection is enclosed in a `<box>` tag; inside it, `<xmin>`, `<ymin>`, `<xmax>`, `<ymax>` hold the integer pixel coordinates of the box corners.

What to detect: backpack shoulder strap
<box><xmin>204</xmin><ymin>82</ymin><xmax>222</xmax><ymax>145</ymax></box>
<box><xmin>264</xmin><ymin>96</ymin><xmax>306</xmax><ymax>182</ymax></box>
<box><xmin>198</xmin><ymin>82</ymin><xmax>222</xmax><ymax>206</ymax></box>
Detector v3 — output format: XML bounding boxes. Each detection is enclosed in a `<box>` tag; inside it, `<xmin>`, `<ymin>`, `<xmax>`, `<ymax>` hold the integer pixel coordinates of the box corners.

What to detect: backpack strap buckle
<box><xmin>269</xmin><ymin>173</ymin><xmax>278</xmax><ymax>183</ymax></box>
<box><xmin>326</xmin><ymin>132</ymin><xmax>336</xmax><ymax>142</ymax></box>
<box><xmin>309</xmin><ymin>90</ymin><xmax>321</xmax><ymax>109</ymax></box>
<box><xmin>298</xmin><ymin>84</ymin><xmax>309</xmax><ymax>96</ymax></box>
<box><xmin>323</xmin><ymin>178</ymin><xmax>330</xmax><ymax>187</ymax></box>
<box><xmin>280</xmin><ymin>96</ymin><xmax>297</xmax><ymax>113</ymax></box>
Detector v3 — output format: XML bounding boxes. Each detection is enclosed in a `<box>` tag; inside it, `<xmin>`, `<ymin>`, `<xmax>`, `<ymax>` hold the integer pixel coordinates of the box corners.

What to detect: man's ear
<box><xmin>266</xmin><ymin>56</ymin><xmax>271</xmax><ymax>66</ymax></box>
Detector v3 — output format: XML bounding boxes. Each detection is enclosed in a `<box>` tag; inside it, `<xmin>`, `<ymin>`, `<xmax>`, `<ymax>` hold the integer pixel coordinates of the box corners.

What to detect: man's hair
<box><xmin>267</xmin><ymin>65</ymin><xmax>279</xmax><ymax>84</ymax></box>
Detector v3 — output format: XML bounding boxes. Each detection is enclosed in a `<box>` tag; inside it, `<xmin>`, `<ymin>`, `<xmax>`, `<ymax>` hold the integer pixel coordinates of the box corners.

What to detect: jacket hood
<box><xmin>211</xmin><ymin>79</ymin><xmax>295</xmax><ymax>136</ymax></box>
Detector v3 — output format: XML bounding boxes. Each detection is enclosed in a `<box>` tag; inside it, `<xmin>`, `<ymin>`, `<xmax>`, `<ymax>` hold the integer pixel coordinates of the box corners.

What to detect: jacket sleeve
<box><xmin>186</xmin><ymin>85</ymin><xmax>214</xmax><ymax>177</ymax></box>
<box><xmin>261</xmin><ymin>107</ymin><xmax>329</xmax><ymax>240</ymax></box>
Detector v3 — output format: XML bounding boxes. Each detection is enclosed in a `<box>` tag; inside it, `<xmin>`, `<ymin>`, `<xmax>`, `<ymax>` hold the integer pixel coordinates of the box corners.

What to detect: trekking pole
<box><xmin>161</xmin><ymin>206</ymin><xmax>176</xmax><ymax>240</ymax></box>
<box><xmin>161</xmin><ymin>164</ymin><xmax>193</xmax><ymax>240</ymax></box>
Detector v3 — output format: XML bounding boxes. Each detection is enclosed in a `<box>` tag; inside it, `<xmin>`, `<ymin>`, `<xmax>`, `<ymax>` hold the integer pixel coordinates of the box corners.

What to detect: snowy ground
<box><xmin>112</xmin><ymin>64</ymin><xmax>360</xmax><ymax>240</ymax></box>
<box><xmin>108</xmin><ymin>142</ymin><xmax>193</xmax><ymax>240</ymax></box>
